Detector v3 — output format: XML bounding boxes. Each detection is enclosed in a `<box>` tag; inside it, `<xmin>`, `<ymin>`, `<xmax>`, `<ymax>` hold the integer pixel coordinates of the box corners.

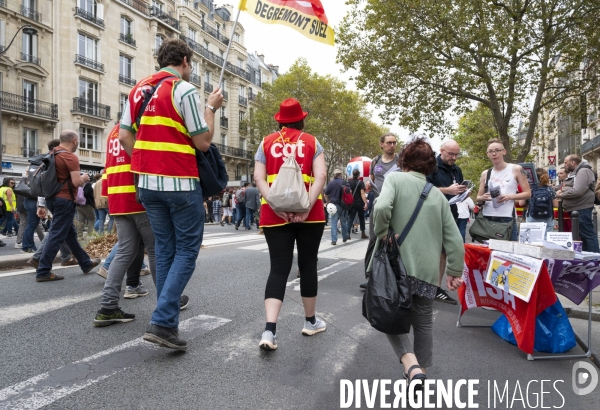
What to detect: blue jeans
<box><xmin>36</xmin><ymin>198</ymin><xmax>93</xmax><ymax>279</ymax></box>
<box><xmin>107</xmin><ymin>214</ymin><xmax>115</xmax><ymax>232</ymax></box>
<box><xmin>95</xmin><ymin>208</ymin><xmax>108</xmax><ymax>232</ymax></box>
<box><xmin>330</xmin><ymin>204</ymin><xmax>348</xmax><ymax>242</ymax></box>
<box><xmin>0</xmin><ymin>211</ymin><xmax>18</xmax><ymax>235</ymax></box>
<box><xmin>457</xmin><ymin>218</ymin><xmax>468</xmax><ymax>243</ymax></box>
<box><xmin>576</xmin><ymin>207</ymin><xmax>599</xmax><ymax>253</ymax></box>
<box><xmin>245</xmin><ymin>208</ymin><xmax>255</xmax><ymax>228</ymax></box>
<box><xmin>139</xmin><ymin>186</ymin><xmax>204</xmax><ymax>329</ymax></box>
<box><xmin>236</xmin><ymin>204</ymin><xmax>247</xmax><ymax>228</ymax></box>
<box><xmin>23</xmin><ymin>198</ymin><xmax>40</xmax><ymax>251</ymax></box>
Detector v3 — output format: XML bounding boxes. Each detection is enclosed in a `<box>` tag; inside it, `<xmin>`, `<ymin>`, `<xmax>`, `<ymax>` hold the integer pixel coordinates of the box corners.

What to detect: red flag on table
<box><xmin>458</xmin><ymin>244</ymin><xmax>556</xmax><ymax>355</ymax></box>
<box><xmin>239</xmin><ymin>0</ymin><xmax>335</xmax><ymax>46</ymax></box>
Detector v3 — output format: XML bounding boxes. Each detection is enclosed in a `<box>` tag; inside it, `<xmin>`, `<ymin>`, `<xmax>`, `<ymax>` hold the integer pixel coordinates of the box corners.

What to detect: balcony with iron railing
<box><xmin>75</xmin><ymin>7</ymin><xmax>104</xmax><ymax>27</ymax></box>
<box><xmin>119</xmin><ymin>33</ymin><xmax>137</xmax><ymax>47</ymax></box>
<box><xmin>225</xmin><ymin>62</ymin><xmax>250</xmax><ymax>81</ymax></box>
<box><xmin>0</xmin><ymin>91</ymin><xmax>58</xmax><ymax>119</ymax></box>
<box><xmin>72</xmin><ymin>97</ymin><xmax>111</xmax><ymax>120</ymax></box>
<box><xmin>222</xmin><ymin>90</ymin><xmax>228</xmax><ymax>100</ymax></box>
<box><xmin>204</xmin><ymin>25</ymin><xmax>229</xmax><ymax>45</ymax></box>
<box><xmin>581</xmin><ymin>134</ymin><xmax>600</xmax><ymax>155</ymax></box>
<box><xmin>214</xmin><ymin>143</ymin><xmax>253</xmax><ymax>160</ymax></box>
<box><xmin>190</xmin><ymin>73</ymin><xmax>201</xmax><ymax>86</ymax></box>
<box><xmin>20</xmin><ymin>5</ymin><xmax>41</xmax><ymax>22</ymax></box>
<box><xmin>220</xmin><ymin>117</ymin><xmax>228</xmax><ymax>128</ymax></box>
<box><xmin>22</xmin><ymin>148</ymin><xmax>41</xmax><ymax>158</ymax></box>
<box><xmin>149</xmin><ymin>6</ymin><xmax>180</xmax><ymax>31</ymax></box>
<box><xmin>119</xmin><ymin>75</ymin><xmax>136</xmax><ymax>86</ymax></box>
<box><xmin>204</xmin><ymin>83</ymin><xmax>214</xmax><ymax>93</ymax></box>
<box><xmin>118</xmin><ymin>0</ymin><xmax>149</xmax><ymax>15</ymax></box>
<box><xmin>75</xmin><ymin>54</ymin><xmax>104</xmax><ymax>72</ymax></box>
<box><xmin>21</xmin><ymin>53</ymin><xmax>41</xmax><ymax>65</ymax></box>
<box><xmin>239</xmin><ymin>96</ymin><xmax>248</xmax><ymax>106</ymax></box>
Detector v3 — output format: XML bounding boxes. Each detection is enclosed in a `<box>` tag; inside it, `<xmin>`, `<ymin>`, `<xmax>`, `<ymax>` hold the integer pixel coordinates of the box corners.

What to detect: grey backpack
<box><xmin>28</xmin><ymin>150</ymin><xmax>71</xmax><ymax>198</ymax></box>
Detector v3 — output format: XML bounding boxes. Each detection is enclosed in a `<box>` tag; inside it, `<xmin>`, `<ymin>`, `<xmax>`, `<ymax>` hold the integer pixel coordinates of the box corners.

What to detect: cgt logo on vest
<box><xmin>270</xmin><ymin>139</ymin><xmax>305</xmax><ymax>158</ymax></box>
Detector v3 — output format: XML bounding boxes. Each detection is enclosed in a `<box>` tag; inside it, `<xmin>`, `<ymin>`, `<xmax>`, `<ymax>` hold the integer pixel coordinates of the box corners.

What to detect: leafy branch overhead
<box><xmin>247</xmin><ymin>58</ymin><xmax>386</xmax><ymax>177</ymax></box>
<box><xmin>337</xmin><ymin>0</ymin><xmax>600</xmax><ymax>162</ymax></box>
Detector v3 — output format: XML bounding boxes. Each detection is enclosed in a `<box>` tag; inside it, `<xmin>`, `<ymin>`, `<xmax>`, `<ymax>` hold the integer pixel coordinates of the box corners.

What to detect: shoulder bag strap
<box><xmin>135</xmin><ymin>76</ymin><xmax>176</xmax><ymax>130</ymax></box>
<box><xmin>397</xmin><ymin>182</ymin><xmax>434</xmax><ymax>246</ymax></box>
<box><xmin>484</xmin><ymin>168</ymin><xmax>493</xmax><ymax>192</ymax></box>
<box><xmin>351</xmin><ymin>179</ymin><xmax>360</xmax><ymax>197</ymax></box>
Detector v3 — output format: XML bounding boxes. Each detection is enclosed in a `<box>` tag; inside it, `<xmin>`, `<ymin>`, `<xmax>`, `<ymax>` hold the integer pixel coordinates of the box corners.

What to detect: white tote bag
<box><xmin>267</xmin><ymin>133</ymin><xmax>311</xmax><ymax>213</ymax></box>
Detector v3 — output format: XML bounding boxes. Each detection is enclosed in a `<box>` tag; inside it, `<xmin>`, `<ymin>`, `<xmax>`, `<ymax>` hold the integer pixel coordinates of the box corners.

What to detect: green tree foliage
<box><xmin>247</xmin><ymin>58</ymin><xmax>386</xmax><ymax>177</ymax></box>
<box><xmin>337</xmin><ymin>0</ymin><xmax>600</xmax><ymax>162</ymax></box>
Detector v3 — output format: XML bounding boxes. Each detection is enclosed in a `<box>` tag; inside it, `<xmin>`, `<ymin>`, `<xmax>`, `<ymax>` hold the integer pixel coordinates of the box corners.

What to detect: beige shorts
<box><xmin>222</xmin><ymin>208</ymin><xmax>232</xmax><ymax>217</ymax></box>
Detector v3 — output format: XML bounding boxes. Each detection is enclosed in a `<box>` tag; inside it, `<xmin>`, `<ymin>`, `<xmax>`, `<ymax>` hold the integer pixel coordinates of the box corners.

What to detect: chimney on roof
<box><xmin>257</xmin><ymin>53</ymin><xmax>265</xmax><ymax>63</ymax></box>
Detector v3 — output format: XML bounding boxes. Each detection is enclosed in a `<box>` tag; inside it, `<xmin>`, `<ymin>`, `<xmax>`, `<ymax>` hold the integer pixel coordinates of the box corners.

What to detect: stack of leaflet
<box><xmin>574</xmin><ymin>251</ymin><xmax>600</xmax><ymax>261</ymax></box>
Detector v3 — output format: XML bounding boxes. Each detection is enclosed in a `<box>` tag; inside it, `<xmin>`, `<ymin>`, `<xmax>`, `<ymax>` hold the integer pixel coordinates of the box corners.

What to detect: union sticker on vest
<box><xmin>267</xmin><ymin>154</ymin><xmax>311</xmax><ymax>213</ymax></box>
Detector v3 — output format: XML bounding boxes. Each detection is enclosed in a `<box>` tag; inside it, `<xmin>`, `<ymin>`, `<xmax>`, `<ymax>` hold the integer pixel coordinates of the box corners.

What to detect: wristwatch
<box><xmin>206</xmin><ymin>104</ymin><xmax>217</xmax><ymax>113</ymax></box>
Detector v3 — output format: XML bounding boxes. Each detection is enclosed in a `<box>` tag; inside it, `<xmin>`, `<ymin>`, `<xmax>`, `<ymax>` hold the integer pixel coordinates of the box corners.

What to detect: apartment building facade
<box><xmin>1</xmin><ymin>0</ymin><xmax>279</xmax><ymax>186</ymax></box>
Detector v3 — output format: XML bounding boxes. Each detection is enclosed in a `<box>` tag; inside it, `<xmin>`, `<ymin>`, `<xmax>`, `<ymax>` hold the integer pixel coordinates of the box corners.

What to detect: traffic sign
<box><xmin>548</xmin><ymin>156</ymin><xmax>556</xmax><ymax>165</ymax></box>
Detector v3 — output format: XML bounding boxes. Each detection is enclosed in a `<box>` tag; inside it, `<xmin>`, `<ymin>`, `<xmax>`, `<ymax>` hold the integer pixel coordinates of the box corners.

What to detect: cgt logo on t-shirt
<box><xmin>270</xmin><ymin>139</ymin><xmax>306</xmax><ymax>158</ymax></box>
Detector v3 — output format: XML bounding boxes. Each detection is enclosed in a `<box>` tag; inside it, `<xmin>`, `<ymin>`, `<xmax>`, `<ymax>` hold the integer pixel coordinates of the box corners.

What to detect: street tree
<box><xmin>337</xmin><ymin>0</ymin><xmax>600</xmax><ymax>162</ymax></box>
<box><xmin>247</xmin><ymin>58</ymin><xmax>385</xmax><ymax>177</ymax></box>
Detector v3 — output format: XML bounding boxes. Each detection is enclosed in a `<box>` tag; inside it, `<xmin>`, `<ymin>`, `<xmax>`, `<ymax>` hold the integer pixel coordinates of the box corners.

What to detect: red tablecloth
<box><xmin>458</xmin><ymin>244</ymin><xmax>557</xmax><ymax>354</ymax></box>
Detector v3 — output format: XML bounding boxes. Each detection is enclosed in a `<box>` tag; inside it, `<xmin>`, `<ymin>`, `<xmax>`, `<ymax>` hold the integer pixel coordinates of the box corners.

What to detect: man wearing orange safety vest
<box><xmin>118</xmin><ymin>39</ymin><xmax>223</xmax><ymax>350</ymax></box>
<box><xmin>93</xmin><ymin>123</ymin><xmax>158</xmax><ymax>327</ymax></box>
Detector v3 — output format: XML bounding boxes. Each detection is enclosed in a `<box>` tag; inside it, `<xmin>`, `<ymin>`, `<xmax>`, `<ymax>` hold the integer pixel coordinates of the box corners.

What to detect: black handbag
<box><xmin>362</xmin><ymin>182</ymin><xmax>433</xmax><ymax>335</ymax></box>
<box><xmin>196</xmin><ymin>144</ymin><xmax>228</xmax><ymax>198</ymax></box>
<box><xmin>13</xmin><ymin>176</ymin><xmax>37</xmax><ymax>199</ymax></box>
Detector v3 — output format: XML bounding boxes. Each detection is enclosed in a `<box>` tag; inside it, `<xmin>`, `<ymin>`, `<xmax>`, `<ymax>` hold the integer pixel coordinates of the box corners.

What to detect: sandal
<box><xmin>404</xmin><ymin>364</ymin><xmax>427</xmax><ymax>389</ymax></box>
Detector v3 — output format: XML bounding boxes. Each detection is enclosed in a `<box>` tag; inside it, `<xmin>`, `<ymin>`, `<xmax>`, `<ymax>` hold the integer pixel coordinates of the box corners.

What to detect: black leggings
<box><xmin>347</xmin><ymin>203</ymin><xmax>365</xmax><ymax>233</ymax></box>
<box><xmin>263</xmin><ymin>223</ymin><xmax>325</xmax><ymax>301</ymax></box>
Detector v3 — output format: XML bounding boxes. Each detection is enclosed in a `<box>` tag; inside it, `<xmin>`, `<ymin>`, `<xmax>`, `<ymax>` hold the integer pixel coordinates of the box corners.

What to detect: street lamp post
<box><xmin>0</xmin><ymin>25</ymin><xmax>38</xmax><ymax>174</ymax></box>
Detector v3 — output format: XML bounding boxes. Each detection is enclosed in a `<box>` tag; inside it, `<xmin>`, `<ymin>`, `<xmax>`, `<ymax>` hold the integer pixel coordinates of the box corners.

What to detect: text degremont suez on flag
<box><xmin>239</xmin><ymin>0</ymin><xmax>334</xmax><ymax>46</ymax></box>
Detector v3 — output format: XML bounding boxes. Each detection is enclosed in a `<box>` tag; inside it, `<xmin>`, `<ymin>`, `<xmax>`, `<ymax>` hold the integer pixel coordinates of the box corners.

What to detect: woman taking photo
<box><xmin>373</xmin><ymin>137</ymin><xmax>464</xmax><ymax>387</ymax></box>
<box><xmin>254</xmin><ymin>98</ymin><xmax>327</xmax><ymax>351</ymax></box>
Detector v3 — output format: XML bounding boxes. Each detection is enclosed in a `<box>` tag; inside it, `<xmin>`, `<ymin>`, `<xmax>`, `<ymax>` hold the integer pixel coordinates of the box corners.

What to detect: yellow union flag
<box><xmin>239</xmin><ymin>0</ymin><xmax>334</xmax><ymax>46</ymax></box>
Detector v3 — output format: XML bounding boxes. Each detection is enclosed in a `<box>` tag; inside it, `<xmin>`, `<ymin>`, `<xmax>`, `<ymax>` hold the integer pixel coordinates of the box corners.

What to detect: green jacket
<box><xmin>373</xmin><ymin>171</ymin><xmax>464</xmax><ymax>286</ymax></box>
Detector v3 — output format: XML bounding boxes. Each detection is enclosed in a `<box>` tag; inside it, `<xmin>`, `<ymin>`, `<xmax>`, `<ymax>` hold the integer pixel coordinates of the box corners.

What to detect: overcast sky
<box><xmin>224</xmin><ymin>0</ymin><xmax>443</xmax><ymax>151</ymax></box>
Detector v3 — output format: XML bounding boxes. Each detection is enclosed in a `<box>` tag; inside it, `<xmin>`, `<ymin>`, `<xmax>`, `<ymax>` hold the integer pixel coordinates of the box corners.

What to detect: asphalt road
<box><xmin>0</xmin><ymin>223</ymin><xmax>598</xmax><ymax>409</ymax></box>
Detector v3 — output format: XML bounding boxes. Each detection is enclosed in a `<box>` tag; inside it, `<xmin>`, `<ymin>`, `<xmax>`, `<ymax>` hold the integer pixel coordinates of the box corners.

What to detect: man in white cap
<box><xmin>324</xmin><ymin>169</ymin><xmax>348</xmax><ymax>245</ymax></box>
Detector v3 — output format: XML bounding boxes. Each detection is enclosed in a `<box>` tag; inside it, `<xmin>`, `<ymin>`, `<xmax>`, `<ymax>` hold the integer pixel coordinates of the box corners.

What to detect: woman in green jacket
<box><xmin>373</xmin><ymin>137</ymin><xmax>464</xmax><ymax>389</ymax></box>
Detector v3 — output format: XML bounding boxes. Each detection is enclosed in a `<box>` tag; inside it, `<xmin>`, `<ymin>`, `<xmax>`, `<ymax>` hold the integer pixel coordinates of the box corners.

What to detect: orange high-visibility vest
<box><xmin>103</xmin><ymin>124</ymin><xmax>145</xmax><ymax>215</ymax></box>
<box><xmin>128</xmin><ymin>71</ymin><xmax>198</xmax><ymax>178</ymax></box>
<box><xmin>259</xmin><ymin>127</ymin><xmax>325</xmax><ymax>227</ymax></box>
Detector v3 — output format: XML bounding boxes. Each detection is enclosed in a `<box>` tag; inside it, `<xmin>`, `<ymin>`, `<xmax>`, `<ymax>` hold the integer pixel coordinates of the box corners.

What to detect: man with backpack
<box><xmin>34</xmin><ymin>130</ymin><xmax>101</xmax><ymax>282</ymax></box>
<box><xmin>324</xmin><ymin>169</ymin><xmax>348</xmax><ymax>245</ymax></box>
<box><xmin>244</xmin><ymin>182</ymin><xmax>260</xmax><ymax>230</ymax></box>
<box><xmin>235</xmin><ymin>183</ymin><xmax>248</xmax><ymax>230</ymax></box>
<box><xmin>558</xmin><ymin>154</ymin><xmax>599</xmax><ymax>252</ymax></box>
<box><xmin>221</xmin><ymin>189</ymin><xmax>232</xmax><ymax>226</ymax></box>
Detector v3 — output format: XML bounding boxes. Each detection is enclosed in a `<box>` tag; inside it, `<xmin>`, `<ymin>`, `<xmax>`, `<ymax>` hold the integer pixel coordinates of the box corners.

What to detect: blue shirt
<box><xmin>325</xmin><ymin>178</ymin><xmax>345</xmax><ymax>204</ymax></box>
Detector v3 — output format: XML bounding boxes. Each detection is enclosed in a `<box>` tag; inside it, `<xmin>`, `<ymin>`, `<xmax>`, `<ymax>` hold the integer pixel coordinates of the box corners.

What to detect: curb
<box><xmin>564</xmin><ymin>307</ymin><xmax>600</xmax><ymax>322</ymax></box>
<box><xmin>573</xmin><ymin>332</ymin><xmax>599</xmax><ymax>367</ymax></box>
<box><xmin>0</xmin><ymin>255</ymin><xmax>61</xmax><ymax>271</ymax></box>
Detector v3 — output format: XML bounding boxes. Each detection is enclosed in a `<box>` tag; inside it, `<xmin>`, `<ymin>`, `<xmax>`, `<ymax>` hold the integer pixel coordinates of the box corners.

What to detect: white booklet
<box><xmin>546</xmin><ymin>232</ymin><xmax>574</xmax><ymax>250</ymax></box>
<box><xmin>519</xmin><ymin>222</ymin><xmax>546</xmax><ymax>244</ymax></box>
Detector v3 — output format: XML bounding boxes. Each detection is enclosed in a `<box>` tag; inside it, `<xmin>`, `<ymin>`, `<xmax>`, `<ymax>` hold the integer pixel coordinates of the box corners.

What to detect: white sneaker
<box><xmin>259</xmin><ymin>330</ymin><xmax>278</xmax><ymax>350</ymax></box>
<box><xmin>302</xmin><ymin>317</ymin><xmax>327</xmax><ymax>336</ymax></box>
<box><xmin>15</xmin><ymin>243</ymin><xmax>21</xmax><ymax>249</ymax></box>
<box><xmin>96</xmin><ymin>266</ymin><xmax>108</xmax><ymax>279</ymax></box>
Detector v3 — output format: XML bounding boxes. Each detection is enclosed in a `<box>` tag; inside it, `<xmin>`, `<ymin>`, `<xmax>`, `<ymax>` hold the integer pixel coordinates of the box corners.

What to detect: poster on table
<box><xmin>546</xmin><ymin>232</ymin><xmax>574</xmax><ymax>250</ymax></box>
<box><xmin>519</xmin><ymin>222</ymin><xmax>546</xmax><ymax>244</ymax></box>
<box><xmin>485</xmin><ymin>251</ymin><xmax>543</xmax><ymax>302</ymax></box>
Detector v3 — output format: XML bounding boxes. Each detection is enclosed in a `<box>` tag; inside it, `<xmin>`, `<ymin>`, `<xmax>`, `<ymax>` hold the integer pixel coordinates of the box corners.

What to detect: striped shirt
<box><xmin>121</xmin><ymin>68</ymin><xmax>208</xmax><ymax>191</ymax></box>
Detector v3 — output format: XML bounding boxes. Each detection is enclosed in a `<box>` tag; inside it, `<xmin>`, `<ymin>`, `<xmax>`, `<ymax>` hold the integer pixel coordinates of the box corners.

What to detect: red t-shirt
<box><xmin>53</xmin><ymin>146</ymin><xmax>80</xmax><ymax>200</ymax></box>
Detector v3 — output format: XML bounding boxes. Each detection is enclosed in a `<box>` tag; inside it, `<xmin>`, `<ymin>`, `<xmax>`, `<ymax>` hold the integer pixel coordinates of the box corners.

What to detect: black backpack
<box><xmin>28</xmin><ymin>150</ymin><xmax>72</xmax><ymax>198</ymax></box>
<box><xmin>528</xmin><ymin>186</ymin><xmax>553</xmax><ymax>218</ymax></box>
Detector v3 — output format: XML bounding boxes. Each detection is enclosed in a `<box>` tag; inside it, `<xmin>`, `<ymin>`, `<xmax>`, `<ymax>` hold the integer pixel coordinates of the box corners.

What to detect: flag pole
<box><xmin>218</xmin><ymin>8</ymin><xmax>242</xmax><ymax>88</ymax></box>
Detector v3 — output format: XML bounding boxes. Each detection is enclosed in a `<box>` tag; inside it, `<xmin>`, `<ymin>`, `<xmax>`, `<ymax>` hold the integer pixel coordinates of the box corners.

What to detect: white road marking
<box><xmin>201</xmin><ymin>233</ymin><xmax>264</xmax><ymax>247</ymax></box>
<box><xmin>287</xmin><ymin>261</ymin><xmax>357</xmax><ymax>291</ymax></box>
<box><xmin>0</xmin><ymin>315</ymin><xmax>231</xmax><ymax>410</ymax></box>
<box><xmin>317</xmin><ymin>240</ymin><xmax>368</xmax><ymax>261</ymax></box>
<box><xmin>0</xmin><ymin>293</ymin><xmax>102</xmax><ymax>326</ymax></box>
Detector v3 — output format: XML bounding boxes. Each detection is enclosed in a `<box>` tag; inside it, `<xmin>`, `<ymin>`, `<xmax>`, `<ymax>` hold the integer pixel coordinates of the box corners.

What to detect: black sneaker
<box><xmin>143</xmin><ymin>324</ymin><xmax>187</xmax><ymax>350</ymax></box>
<box><xmin>93</xmin><ymin>308</ymin><xmax>135</xmax><ymax>327</ymax></box>
<box><xmin>180</xmin><ymin>295</ymin><xmax>190</xmax><ymax>311</ymax></box>
<box><xmin>435</xmin><ymin>287</ymin><xmax>457</xmax><ymax>305</ymax></box>
<box><xmin>359</xmin><ymin>280</ymin><xmax>368</xmax><ymax>289</ymax></box>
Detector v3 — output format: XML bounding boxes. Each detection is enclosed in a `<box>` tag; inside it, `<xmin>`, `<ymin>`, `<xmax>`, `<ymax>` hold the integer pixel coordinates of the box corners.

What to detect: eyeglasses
<box><xmin>384</xmin><ymin>141</ymin><xmax>397</xmax><ymax>146</ymax></box>
<box><xmin>444</xmin><ymin>151</ymin><xmax>460</xmax><ymax>157</ymax></box>
<box><xmin>487</xmin><ymin>149</ymin><xmax>504</xmax><ymax>155</ymax></box>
